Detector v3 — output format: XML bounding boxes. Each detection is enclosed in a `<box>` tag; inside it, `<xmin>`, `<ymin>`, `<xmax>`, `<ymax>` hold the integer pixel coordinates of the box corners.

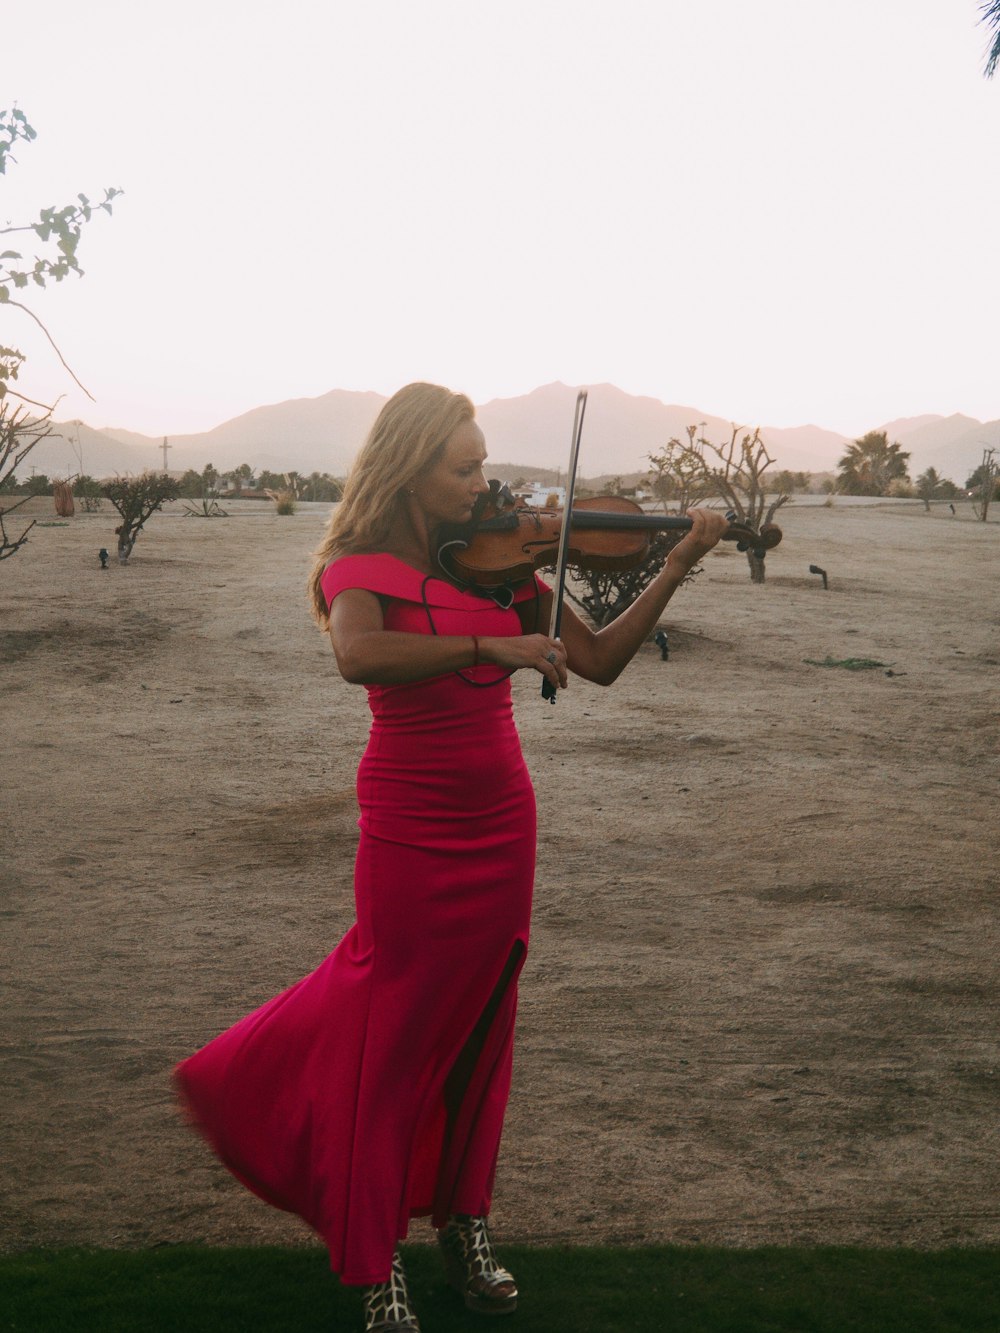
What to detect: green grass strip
<box><xmin>1</xmin><ymin>1244</ymin><xmax>998</xmax><ymax>1332</ymax></box>
<box><xmin>803</xmin><ymin>656</ymin><xmax>890</xmax><ymax>671</ymax></box>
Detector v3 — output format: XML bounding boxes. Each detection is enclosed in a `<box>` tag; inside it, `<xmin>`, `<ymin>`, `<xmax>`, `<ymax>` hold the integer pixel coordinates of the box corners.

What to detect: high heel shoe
<box><xmin>361</xmin><ymin>1251</ymin><xmax>421</xmax><ymax>1332</ymax></box>
<box><xmin>436</xmin><ymin>1214</ymin><xmax>517</xmax><ymax>1315</ymax></box>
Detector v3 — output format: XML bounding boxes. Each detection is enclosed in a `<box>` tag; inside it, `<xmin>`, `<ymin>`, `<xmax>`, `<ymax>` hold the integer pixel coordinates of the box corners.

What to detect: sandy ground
<box><xmin>2</xmin><ymin>495</ymin><xmax>998</xmax><ymax>1259</ymax></box>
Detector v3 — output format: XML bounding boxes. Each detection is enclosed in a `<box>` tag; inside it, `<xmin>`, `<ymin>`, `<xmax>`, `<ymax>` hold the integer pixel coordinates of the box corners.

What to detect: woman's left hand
<box><xmin>664</xmin><ymin>507</ymin><xmax>731</xmax><ymax>576</ymax></box>
<box><xmin>533</xmin><ymin>506</ymin><xmax>733</xmax><ymax>689</ymax></box>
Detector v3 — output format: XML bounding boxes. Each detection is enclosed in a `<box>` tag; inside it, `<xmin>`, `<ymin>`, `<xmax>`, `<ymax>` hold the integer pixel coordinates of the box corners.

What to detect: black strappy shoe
<box><xmin>436</xmin><ymin>1214</ymin><xmax>518</xmax><ymax>1315</ymax></box>
<box><xmin>361</xmin><ymin>1251</ymin><xmax>421</xmax><ymax>1332</ymax></box>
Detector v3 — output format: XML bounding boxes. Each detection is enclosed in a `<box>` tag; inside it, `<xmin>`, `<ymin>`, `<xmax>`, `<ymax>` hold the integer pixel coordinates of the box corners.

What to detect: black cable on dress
<box><xmin>420</xmin><ymin>574</ymin><xmax>541</xmax><ymax>688</ymax></box>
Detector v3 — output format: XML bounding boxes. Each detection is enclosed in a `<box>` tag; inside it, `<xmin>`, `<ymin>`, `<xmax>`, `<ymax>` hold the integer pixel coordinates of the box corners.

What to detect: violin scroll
<box><xmin>721</xmin><ymin>515</ymin><xmax>783</xmax><ymax>560</ymax></box>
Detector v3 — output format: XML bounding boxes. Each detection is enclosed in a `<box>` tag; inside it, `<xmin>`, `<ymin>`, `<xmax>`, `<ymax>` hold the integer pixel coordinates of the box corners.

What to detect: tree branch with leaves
<box><xmin>1</xmin><ymin>109</ymin><xmax>121</xmax><ymax>420</ymax></box>
<box><xmin>0</xmin><ymin>107</ymin><xmax>121</xmax><ymax>563</ymax></box>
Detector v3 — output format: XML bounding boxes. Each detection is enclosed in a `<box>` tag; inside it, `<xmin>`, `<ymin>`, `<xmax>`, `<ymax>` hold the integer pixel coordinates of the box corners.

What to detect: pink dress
<box><xmin>175</xmin><ymin>555</ymin><xmax>546</xmax><ymax>1285</ymax></box>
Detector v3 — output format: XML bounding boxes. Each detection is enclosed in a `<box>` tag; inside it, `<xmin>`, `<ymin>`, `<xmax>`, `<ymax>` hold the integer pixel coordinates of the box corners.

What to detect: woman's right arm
<box><xmin>328</xmin><ymin>588</ymin><xmax>569</xmax><ymax>689</ymax></box>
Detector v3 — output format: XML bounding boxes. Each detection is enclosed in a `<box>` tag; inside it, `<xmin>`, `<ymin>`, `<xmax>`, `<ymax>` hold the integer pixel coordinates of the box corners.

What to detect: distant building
<box><xmin>513</xmin><ymin>482</ymin><xmax>566</xmax><ymax>508</ymax></box>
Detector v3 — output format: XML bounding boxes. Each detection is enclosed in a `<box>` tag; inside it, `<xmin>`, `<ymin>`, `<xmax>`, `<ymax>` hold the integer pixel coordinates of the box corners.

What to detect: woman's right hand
<box><xmin>481</xmin><ymin>633</ymin><xmax>569</xmax><ymax>692</ymax></box>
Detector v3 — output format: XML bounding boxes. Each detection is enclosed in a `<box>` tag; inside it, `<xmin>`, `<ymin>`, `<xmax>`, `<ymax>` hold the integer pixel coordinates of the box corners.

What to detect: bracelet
<box><xmin>471</xmin><ymin>635</ymin><xmax>480</xmax><ymax>667</ymax></box>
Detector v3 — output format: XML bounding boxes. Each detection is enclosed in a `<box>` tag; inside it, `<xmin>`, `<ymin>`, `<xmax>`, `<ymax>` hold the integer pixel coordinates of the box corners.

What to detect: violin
<box><xmin>436</xmin><ymin>482</ymin><xmax>783</xmax><ymax>594</ymax></box>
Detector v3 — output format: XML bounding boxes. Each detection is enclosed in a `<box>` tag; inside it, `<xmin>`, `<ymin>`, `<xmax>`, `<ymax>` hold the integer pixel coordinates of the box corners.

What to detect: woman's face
<box><xmin>410</xmin><ymin>419</ymin><xmax>490</xmax><ymax>527</ymax></box>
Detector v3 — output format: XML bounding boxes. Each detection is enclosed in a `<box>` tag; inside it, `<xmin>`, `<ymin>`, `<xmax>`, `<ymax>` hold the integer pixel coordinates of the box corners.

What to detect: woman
<box><xmin>176</xmin><ymin>382</ymin><xmax>728</xmax><ymax>1332</ymax></box>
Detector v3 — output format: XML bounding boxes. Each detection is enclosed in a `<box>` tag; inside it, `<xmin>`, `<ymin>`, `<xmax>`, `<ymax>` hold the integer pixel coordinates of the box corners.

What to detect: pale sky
<box><xmin>4</xmin><ymin>0</ymin><xmax>999</xmax><ymax>439</ymax></box>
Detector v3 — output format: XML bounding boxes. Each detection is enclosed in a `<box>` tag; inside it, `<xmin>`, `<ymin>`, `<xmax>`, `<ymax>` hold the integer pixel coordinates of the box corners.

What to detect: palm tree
<box><xmin>983</xmin><ymin>2</ymin><xmax>1000</xmax><ymax>77</ymax></box>
<box><xmin>836</xmin><ymin>431</ymin><xmax>911</xmax><ymax>496</ymax></box>
<box><xmin>916</xmin><ymin>466</ymin><xmax>943</xmax><ymax>511</ymax></box>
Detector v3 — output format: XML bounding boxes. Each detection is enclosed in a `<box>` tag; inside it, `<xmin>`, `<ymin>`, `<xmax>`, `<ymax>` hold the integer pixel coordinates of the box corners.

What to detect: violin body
<box><xmin>437</xmin><ymin>488</ymin><xmax>782</xmax><ymax>593</ymax></box>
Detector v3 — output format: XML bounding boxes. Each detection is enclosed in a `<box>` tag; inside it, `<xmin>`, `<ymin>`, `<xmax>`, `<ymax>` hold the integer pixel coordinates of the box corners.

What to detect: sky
<box><xmin>3</xmin><ymin>0</ymin><xmax>1000</xmax><ymax>440</ymax></box>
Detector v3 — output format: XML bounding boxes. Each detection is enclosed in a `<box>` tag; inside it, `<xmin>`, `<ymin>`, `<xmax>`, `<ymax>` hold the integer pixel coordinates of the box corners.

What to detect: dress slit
<box><xmin>444</xmin><ymin>940</ymin><xmax>526</xmax><ymax>1122</ymax></box>
<box><xmin>431</xmin><ymin>939</ymin><xmax>527</xmax><ymax>1224</ymax></box>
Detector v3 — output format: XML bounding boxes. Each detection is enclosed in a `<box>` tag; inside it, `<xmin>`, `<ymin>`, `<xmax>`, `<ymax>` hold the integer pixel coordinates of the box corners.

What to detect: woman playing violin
<box><xmin>175</xmin><ymin>382</ymin><xmax>728</xmax><ymax>1332</ymax></box>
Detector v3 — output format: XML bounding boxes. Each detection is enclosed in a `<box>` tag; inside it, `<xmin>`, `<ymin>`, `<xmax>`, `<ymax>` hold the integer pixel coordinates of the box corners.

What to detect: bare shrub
<box><xmin>0</xmin><ymin>399</ymin><xmax>53</xmax><ymax>561</ymax></box>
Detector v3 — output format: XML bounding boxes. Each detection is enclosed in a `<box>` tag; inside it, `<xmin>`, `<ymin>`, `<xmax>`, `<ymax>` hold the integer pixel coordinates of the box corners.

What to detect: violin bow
<box><xmin>541</xmin><ymin>388</ymin><xmax>588</xmax><ymax>703</ymax></box>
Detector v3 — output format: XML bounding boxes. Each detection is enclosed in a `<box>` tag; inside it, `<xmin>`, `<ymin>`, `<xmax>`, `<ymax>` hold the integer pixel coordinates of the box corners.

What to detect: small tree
<box><xmin>649</xmin><ymin>425</ymin><xmax>788</xmax><ymax>583</ymax></box>
<box><xmin>103</xmin><ymin>473</ymin><xmax>180</xmax><ymax>562</ymax></box>
<box><xmin>771</xmin><ymin>469</ymin><xmax>812</xmax><ymax>495</ymax></box>
<box><xmin>968</xmin><ymin>447</ymin><xmax>999</xmax><ymax>522</ymax></box>
<box><xmin>915</xmin><ymin>467</ymin><xmax>958</xmax><ymax>511</ymax></box>
<box><xmin>73</xmin><ymin>473</ymin><xmax>104</xmax><ymax>511</ymax></box>
<box><xmin>304</xmin><ymin>471</ymin><xmax>344</xmax><ymax>502</ymax></box>
<box><xmin>177</xmin><ymin>468</ymin><xmax>203</xmax><ymax>499</ymax></box>
<box><xmin>257</xmin><ymin>468</ymin><xmax>286</xmax><ymax>493</ymax></box>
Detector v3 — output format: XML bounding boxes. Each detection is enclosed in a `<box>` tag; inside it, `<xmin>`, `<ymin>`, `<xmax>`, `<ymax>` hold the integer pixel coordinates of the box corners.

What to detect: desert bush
<box><xmin>558</xmin><ymin>531</ymin><xmax>699</xmax><ymax>628</ymax></box>
<box><xmin>74</xmin><ymin>475</ymin><xmax>105</xmax><ymax>511</ymax></box>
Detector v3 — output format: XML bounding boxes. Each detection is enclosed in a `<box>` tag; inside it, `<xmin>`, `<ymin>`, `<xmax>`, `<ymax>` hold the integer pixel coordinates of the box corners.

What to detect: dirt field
<box><xmin>2</xmin><ymin>495</ymin><xmax>998</xmax><ymax>1257</ymax></box>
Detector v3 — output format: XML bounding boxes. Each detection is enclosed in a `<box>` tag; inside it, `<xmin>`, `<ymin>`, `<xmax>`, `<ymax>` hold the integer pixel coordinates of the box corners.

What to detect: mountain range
<box><xmin>25</xmin><ymin>382</ymin><xmax>1000</xmax><ymax>486</ymax></box>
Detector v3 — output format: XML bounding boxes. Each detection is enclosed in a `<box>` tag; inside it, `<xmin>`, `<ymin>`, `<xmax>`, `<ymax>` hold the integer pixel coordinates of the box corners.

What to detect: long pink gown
<box><xmin>175</xmin><ymin>555</ymin><xmax>545</xmax><ymax>1285</ymax></box>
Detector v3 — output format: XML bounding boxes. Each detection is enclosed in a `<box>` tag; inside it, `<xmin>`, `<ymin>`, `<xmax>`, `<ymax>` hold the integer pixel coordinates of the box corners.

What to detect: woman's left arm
<box><xmin>529</xmin><ymin>507</ymin><xmax>731</xmax><ymax>687</ymax></box>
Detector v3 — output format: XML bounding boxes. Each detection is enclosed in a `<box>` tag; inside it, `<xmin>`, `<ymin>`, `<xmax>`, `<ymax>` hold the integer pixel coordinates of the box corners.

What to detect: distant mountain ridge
<box><xmin>25</xmin><ymin>383</ymin><xmax>1000</xmax><ymax>485</ymax></box>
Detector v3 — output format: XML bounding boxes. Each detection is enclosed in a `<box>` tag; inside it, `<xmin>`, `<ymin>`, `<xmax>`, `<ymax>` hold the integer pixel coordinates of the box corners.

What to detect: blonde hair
<box><xmin>307</xmin><ymin>382</ymin><xmax>475</xmax><ymax>628</ymax></box>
